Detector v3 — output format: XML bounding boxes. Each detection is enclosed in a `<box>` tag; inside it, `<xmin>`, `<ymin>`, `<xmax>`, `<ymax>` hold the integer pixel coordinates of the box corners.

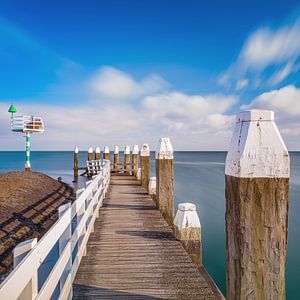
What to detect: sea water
<box><xmin>0</xmin><ymin>151</ymin><xmax>299</xmax><ymax>298</ymax></box>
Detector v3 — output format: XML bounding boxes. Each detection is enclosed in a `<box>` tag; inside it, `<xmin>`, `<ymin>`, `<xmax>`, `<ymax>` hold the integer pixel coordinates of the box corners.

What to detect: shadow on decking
<box><xmin>102</xmin><ymin>204</ymin><xmax>155</xmax><ymax>210</ymax></box>
<box><xmin>73</xmin><ymin>284</ymin><xmax>163</xmax><ymax>299</ymax></box>
<box><xmin>115</xmin><ymin>230</ymin><xmax>175</xmax><ymax>241</ymax></box>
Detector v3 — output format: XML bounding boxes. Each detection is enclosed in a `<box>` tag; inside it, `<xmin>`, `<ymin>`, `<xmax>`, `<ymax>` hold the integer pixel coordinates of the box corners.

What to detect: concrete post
<box><xmin>103</xmin><ymin>146</ymin><xmax>110</xmax><ymax>160</ymax></box>
<box><xmin>140</xmin><ymin>144</ymin><xmax>150</xmax><ymax>191</ymax></box>
<box><xmin>148</xmin><ymin>176</ymin><xmax>157</xmax><ymax>204</ymax></box>
<box><xmin>88</xmin><ymin>147</ymin><xmax>93</xmax><ymax>161</ymax></box>
<box><xmin>113</xmin><ymin>146</ymin><xmax>119</xmax><ymax>173</ymax></box>
<box><xmin>225</xmin><ymin>110</ymin><xmax>290</xmax><ymax>300</ymax></box>
<box><xmin>13</xmin><ymin>239</ymin><xmax>38</xmax><ymax>299</ymax></box>
<box><xmin>74</xmin><ymin>147</ymin><xmax>79</xmax><ymax>181</ymax></box>
<box><xmin>132</xmin><ymin>145</ymin><xmax>139</xmax><ymax>177</ymax></box>
<box><xmin>95</xmin><ymin>146</ymin><xmax>100</xmax><ymax>160</ymax></box>
<box><xmin>156</xmin><ymin>137</ymin><xmax>174</xmax><ymax>226</ymax></box>
<box><xmin>124</xmin><ymin>145</ymin><xmax>131</xmax><ymax>175</ymax></box>
<box><xmin>174</xmin><ymin>203</ymin><xmax>202</xmax><ymax>267</ymax></box>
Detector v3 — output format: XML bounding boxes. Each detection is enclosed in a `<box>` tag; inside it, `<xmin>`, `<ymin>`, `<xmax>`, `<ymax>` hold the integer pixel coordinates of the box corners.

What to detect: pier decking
<box><xmin>73</xmin><ymin>175</ymin><xmax>222</xmax><ymax>299</ymax></box>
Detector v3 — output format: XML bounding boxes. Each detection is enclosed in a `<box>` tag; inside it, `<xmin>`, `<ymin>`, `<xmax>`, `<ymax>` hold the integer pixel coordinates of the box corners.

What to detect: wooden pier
<box><xmin>73</xmin><ymin>175</ymin><xmax>222</xmax><ymax>299</ymax></box>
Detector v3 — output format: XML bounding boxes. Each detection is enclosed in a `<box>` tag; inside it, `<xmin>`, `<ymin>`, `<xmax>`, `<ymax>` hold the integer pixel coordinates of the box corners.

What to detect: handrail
<box><xmin>0</xmin><ymin>159</ymin><xmax>110</xmax><ymax>300</ymax></box>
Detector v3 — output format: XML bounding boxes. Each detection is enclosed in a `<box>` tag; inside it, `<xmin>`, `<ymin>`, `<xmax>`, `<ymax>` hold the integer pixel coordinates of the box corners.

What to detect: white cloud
<box><xmin>242</xmin><ymin>84</ymin><xmax>300</xmax><ymax>138</ymax></box>
<box><xmin>268</xmin><ymin>62</ymin><xmax>294</xmax><ymax>85</ymax></box>
<box><xmin>235</xmin><ymin>79</ymin><xmax>249</xmax><ymax>90</ymax></box>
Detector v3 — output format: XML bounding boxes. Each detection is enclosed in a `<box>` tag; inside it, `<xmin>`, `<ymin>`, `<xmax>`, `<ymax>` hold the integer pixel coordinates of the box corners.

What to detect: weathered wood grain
<box><xmin>74</xmin><ymin>175</ymin><xmax>223</xmax><ymax>299</ymax></box>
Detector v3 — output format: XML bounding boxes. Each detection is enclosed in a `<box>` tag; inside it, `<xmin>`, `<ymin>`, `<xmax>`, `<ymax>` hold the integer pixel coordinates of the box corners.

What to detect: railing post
<box><xmin>73</xmin><ymin>147</ymin><xmax>79</xmax><ymax>182</ymax></box>
<box><xmin>58</xmin><ymin>203</ymin><xmax>72</xmax><ymax>297</ymax></box>
<box><xmin>113</xmin><ymin>146</ymin><xmax>119</xmax><ymax>173</ymax></box>
<box><xmin>95</xmin><ymin>146</ymin><xmax>100</xmax><ymax>160</ymax></box>
<box><xmin>103</xmin><ymin>146</ymin><xmax>110</xmax><ymax>160</ymax></box>
<box><xmin>156</xmin><ymin>137</ymin><xmax>174</xmax><ymax>226</ymax></box>
<box><xmin>225</xmin><ymin>110</ymin><xmax>290</xmax><ymax>300</ymax></box>
<box><xmin>132</xmin><ymin>145</ymin><xmax>139</xmax><ymax>177</ymax></box>
<box><xmin>87</xmin><ymin>147</ymin><xmax>93</xmax><ymax>161</ymax></box>
<box><xmin>140</xmin><ymin>144</ymin><xmax>150</xmax><ymax>191</ymax></box>
<box><xmin>174</xmin><ymin>203</ymin><xmax>202</xmax><ymax>267</ymax></box>
<box><xmin>13</xmin><ymin>239</ymin><xmax>38</xmax><ymax>299</ymax></box>
<box><xmin>124</xmin><ymin>145</ymin><xmax>131</xmax><ymax>175</ymax></box>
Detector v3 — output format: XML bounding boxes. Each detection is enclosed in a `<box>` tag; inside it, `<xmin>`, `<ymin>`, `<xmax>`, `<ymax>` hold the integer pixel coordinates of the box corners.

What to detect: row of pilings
<box><xmin>73</xmin><ymin>109</ymin><xmax>290</xmax><ymax>300</ymax></box>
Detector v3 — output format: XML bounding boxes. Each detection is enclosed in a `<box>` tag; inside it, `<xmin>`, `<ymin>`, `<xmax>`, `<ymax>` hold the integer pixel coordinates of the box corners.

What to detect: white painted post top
<box><xmin>104</xmin><ymin>146</ymin><xmax>110</xmax><ymax>153</ymax></box>
<box><xmin>225</xmin><ymin>110</ymin><xmax>290</xmax><ymax>178</ymax></box>
<box><xmin>88</xmin><ymin>147</ymin><xmax>93</xmax><ymax>153</ymax></box>
<box><xmin>174</xmin><ymin>202</ymin><xmax>201</xmax><ymax>229</ymax></box>
<box><xmin>148</xmin><ymin>177</ymin><xmax>156</xmax><ymax>195</ymax></box>
<box><xmin>95</xmin><ymin>146</ymin><xmax>100</xmax><ymax>153</ymax></box>
<box><xmin>124</xmin><ymin>145</ymin><xmax>130</xmax><ymax>154</ymax></box>
<box><xmin>74</xmin><ymin>147</ymin><xmax>79</xmax><ymax>153</ymax></box>
<box><xmin>156</xmin><ymin>137</ymin><xmax>174</xmax><ymax>159</ymax></box>
<box><xmin>114</xmin><ymin>146</ymin><xmax>119</xmax><ymax>154</ymax></box>
<box><xmin>140</xmin><ymin>144</ymin><xmax>150</xmax><ymax>156</ymax></box>
<box><xmin>133</xmin><ymin>145</ymin><xmax>139</xmax><ymax>154</ymax></box>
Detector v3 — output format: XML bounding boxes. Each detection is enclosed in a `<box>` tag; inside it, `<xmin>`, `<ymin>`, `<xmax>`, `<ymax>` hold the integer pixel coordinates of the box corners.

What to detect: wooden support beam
<box><xmin>174</xmin><ymin>203</ymin><xmax>202</xmax><ymax>267</ymax></box>
<box><xmin>140</xmin><ymin>144</ymin><xmax>150</xmax><ymax>191</ymax></box>
<box><xmin>124</xmin><ymin>145</ymin><xmax>131</xmax><ymax>175</ymax></box>
<box><xmin>225</xmin><ymin>110</ymin><xmax>290</xmax><ymax>300</ymax></box>
<box><xmin>132</xmin><ymin>145</ymin><xmax>139</xmax><ymax>177</ymax></box>
<box><xmin>73</xmin><ymin>147</ymin><xmax>79</xmax><ymax>182</ymax></box>
<box><xmin>156</xmin><ymin>137</ymin><xmax>174</xmax><ymax>226</ymax></box>
<box><xmin>103</xmin><ymin>146</ymin><xmax>110</xmax><ymax>160</ymax></box>
<box><xmin>87</xmin><ymin>147</ymin><xmax>93</xmax><ymax>161</ymax></box>
<box><xmin>95</xmin><ymin>146</ymin><xmax>100</xmax><ymax>160</ymax></box>
<box><xmin>113</xmin><ymin>146</ymin><xmax>119</xmax><ymax>173</ymax></box>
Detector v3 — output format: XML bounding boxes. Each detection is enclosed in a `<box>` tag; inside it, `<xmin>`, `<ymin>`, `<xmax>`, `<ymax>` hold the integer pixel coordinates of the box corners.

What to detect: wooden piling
<box><xmin>225</xmin><ymin>110</ymin><xmax>290</xmax><ymax>300</ymax></box>
<box><xmin>103</xmin><ymin>146</ymin><xmax>110</xmax><ymax>160</ymax></box>
<box><xmin>74</xmin><ymin>147</ymin><xmax>79</xmax><ymax>181</ymax></box>
<box><xmin>113</xmin><ymin>146</ymin><xmax>119</xmax><ymax>173</ymax></box>
<box><xmin>174</xmin><ymin>203</ymin><xmax>202</xmax><ymax>267</ymax></box>
<box><xmin>156</xmin><ymin>137</ymin><xmax>174</xmax><ymax>226</ymax></box>
<box><xmin>95</xmin><ymin>146</ymin><xmax>100</xmax><ymax>160</ymax></box>
<box><xmin>124</xmin><ymin>145</ymin><xmax>131</xmax><ymax>175</ymax></box>
<box><xmin>87</xmin><ymin>147</ymin><xmax>93</xmax><ymax>161</ymax></box>
<box><xmin>140</xmin><ymin>144</ymin><xmax>150</xmax><ymax>191</ymax></box>
<box><xmin>132</xmin><ymin>145</ymin><xmax>139</xmax><ymax>177</ymax></box>
<box><xmin>148</xmin><ymin>176</ymin><xmax>157</xmax><ymax>204</ymax></box>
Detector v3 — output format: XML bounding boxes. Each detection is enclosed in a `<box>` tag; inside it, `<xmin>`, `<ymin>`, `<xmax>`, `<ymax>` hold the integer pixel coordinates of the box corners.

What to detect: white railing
<box><xmin>0</xmin><ymin>160</ymin><xmax>110</xmax><ymax>300</ymax></box>
<box><xmin>86</xmin><ymin>160</ymin><xmax>103</xmax><ymax>177</ymax></box>
<box><xmin>11</xmin><ymin>115</ymin><xmax>44</xmax><ymax>133</ymax></box>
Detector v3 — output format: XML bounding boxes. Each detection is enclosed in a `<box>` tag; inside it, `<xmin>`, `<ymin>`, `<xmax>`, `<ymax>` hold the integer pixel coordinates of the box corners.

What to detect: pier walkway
<box><xmin>73</xmin><ymin>175</ymin><xmax>222</xmax><ymax>299</ymax></box>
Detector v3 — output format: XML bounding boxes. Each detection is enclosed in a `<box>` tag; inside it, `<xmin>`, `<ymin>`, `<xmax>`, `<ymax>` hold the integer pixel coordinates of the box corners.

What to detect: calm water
<box><xmin>0</xmin><ymin>151</ymin><xmax>299</xmax><ymax>298</ymax></box>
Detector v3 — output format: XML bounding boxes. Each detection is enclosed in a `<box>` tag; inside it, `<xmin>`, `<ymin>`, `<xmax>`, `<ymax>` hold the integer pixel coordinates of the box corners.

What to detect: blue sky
<box><xmin>1</xmin><ymin>0</ymin><xmax>300</xmax><ymax>150</ymax></box>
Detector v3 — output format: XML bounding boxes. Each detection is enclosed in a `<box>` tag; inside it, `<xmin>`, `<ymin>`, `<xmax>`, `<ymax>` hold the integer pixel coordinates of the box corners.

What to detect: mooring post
<box><xmin>174</xmin><ymin>203</ymin><xmax>202</xmax><ymax>267</ymax></box>
<box><xmin>225</xmin><ymin>110</ymin><xmax>290</xmax><ymax>300</ymax></box>
<box><xmin>140</xmin><ymin>144</ymin><xmax>150</xmax><ymax>191</ymax></box>
<box><xmin>103</xmin><ymin>146</ymin><xmax>110</xmax><ymax>160</ymax></box>
<box><xmin>124</xmin><ymin>145</ymin><xmax>131</xmax><ymax>175</ymax></box>
<box><xmin>13</xmin><ymin>238</ymin><xmax>38</xmax><ymax>299</ymax></box>
<box><xmin>114</xmin><ymin>146</ymin><xmax>119</xmax><ymax>173</ymax></box>
<box><xmin>88</xmin><ymin>147</ymin><xmax>93</xmax><ymax>161</ymax></box>
<box><xmin>74</xmin><ymin>147</ymin><xmax>79</xmax><ymax>181</ymax></box>
<box><xmin>156</xmin><ymin>137</ymin><xmax>174</xmax><ymax>226</ymax></box>
<box><xmin>148</xmin><ymin>176</ymin><xmax>157</xmax><ymax>204</ymax></box>
<box><xmin>132</xmin><ymin>145</ymin><xmax>139</xmax><ymax>177</ymax></box>
<box><xmin>95</xmin><ymin>146</ymin><xmax>100</xmax><ymax>160</ymax></box>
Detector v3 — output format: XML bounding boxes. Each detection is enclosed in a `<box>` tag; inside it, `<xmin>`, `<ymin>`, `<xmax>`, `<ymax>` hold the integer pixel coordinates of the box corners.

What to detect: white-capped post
<box><xmin>113</xmin><ymin>146</ymin><xmax>119</xmax><ymax>173</ymax></box>
<box><xmin>87</xmin><ymin>147</ymin><xmax>93</xmax><ymax>161</ymax></box>
<box><xmin>156</xmin><ymin>137</ymin><xmax>174</xmax><ymax>226</ymax></box>
<box><xmin>95</xmin><ymin>146</ymin><xmax>100</xmax><ymax>160</ymax></box>
<box><xmin>103</xmin><ymin>146</ymin><xmax>110</xmax><ymax>160</ymax></box>
<box><xmin>74</xmin><ymin>147</ymin><xmax>79</xmax><ymax>181</ymax></box>
<box><xmin>124</xmin><ymin>145</ymin><xmax>131</xmax><ymax>175</ymax></box>
<box><xmin>140</xmin><ymin>144</ymin><xmax>150</xmax><ymax>191</ymax></box>
<box><xmin>174</xmin><ymin>203</ymin><xmax>202</xmax><ymax>267</ymax></box>
<box><xmin>225</xmin><ymin>110</ymin><xmax>290</xmax><ymax>300</ymax></box>
<box><xmin>148</xmin><ymin>176</ymin><xmax>157</xmax><ymax>204</ymax></box>
<box><xmin>132</xmin><ymin>145</ymin><xmax>139</xmax><ymax>177</ymax></box>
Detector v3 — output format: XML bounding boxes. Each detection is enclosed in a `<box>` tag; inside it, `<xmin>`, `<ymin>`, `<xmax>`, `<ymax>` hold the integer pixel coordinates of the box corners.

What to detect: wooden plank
<box><xmin>74</xmin><ymin>175</ymin><xmax>223</xmax><ymax>299</ymax></box>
